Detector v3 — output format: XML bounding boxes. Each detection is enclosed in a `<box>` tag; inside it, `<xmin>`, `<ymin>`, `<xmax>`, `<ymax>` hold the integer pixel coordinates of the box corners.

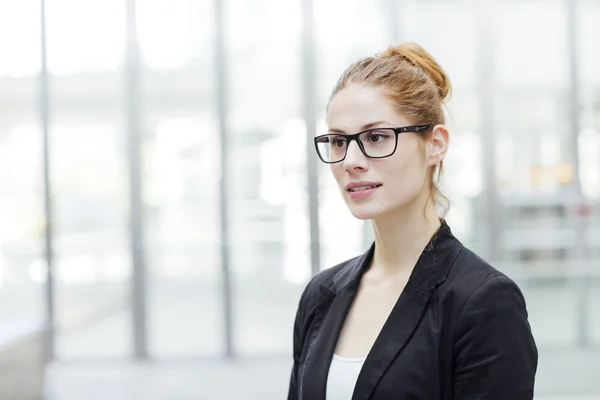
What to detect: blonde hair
<box><xmin>328</xmin><ymin>42</ymin><xmax>451</xmax><ymax>218</ymax></box>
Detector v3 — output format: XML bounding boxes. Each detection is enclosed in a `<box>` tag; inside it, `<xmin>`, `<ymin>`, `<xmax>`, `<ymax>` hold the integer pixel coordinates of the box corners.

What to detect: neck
<box><xmin>369</xmin><ymin>197</ymin><xmax>441</xmax><ymax>278</ymax></box>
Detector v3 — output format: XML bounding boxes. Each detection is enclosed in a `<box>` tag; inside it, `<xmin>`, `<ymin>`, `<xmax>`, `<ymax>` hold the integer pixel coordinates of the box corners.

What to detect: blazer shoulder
<box><xmin>444</xmin><ymin>246</ymin><xmax>523</xmax><ymax>306</ymax></box>
<box><xmin>440</xmin><ymin>247</ymin><xmax>531</xmax><ymax>350</ymax></box>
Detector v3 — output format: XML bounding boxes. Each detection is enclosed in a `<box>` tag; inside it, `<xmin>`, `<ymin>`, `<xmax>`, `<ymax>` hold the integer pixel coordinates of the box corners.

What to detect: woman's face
<box><xmin>326</xmin><ymin>84</ymin><xmax>446</xmax><ymax>221</ymax></box>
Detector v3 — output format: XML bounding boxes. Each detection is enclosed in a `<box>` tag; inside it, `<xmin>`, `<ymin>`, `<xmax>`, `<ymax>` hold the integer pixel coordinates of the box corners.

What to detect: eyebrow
<box><xmin>328</xmin><ymin>121</ymin><xmax>391</xmax><ymax>134</ymax></box>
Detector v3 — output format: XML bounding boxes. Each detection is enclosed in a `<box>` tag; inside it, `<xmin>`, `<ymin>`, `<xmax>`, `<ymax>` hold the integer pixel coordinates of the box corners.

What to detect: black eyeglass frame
<box><xmin>313</xmin><ymin>123</ymin><xmax>434</xmax><ymax>164</ymax></box>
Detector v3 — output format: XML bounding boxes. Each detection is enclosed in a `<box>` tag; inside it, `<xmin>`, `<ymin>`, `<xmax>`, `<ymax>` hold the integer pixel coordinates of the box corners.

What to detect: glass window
<box><xmin>579</xmin><ymin>0</ymin><xmax>600</xmax><ymax>345</ymax></box>
<box><xmin>143</xmin><ymin>121</ymin><xmax>221</xmax><ymax>356</ymax></box>
<box><xmin>0</xmin><ymin>0</ymin><xmax>45</xmax><ymax>345</ymax></box>
<box><xmin>0</xmin><ymin>1</ymin><xmax>40</xmax><ymax>78</ymax></box>
<box><xmin>496</xmin><ymin>0</ymin><xmax>568</xmax><ymax>88</ymax></box>
<box><xmin>225</xmin><ymin>0</ymin><xmax>308</xmax><ymax>356</ymax></box>
<box><xmin>578</xmin><ymin>0</ymin><xmax>600</xmax><ymax>201</ymax></box>
<box><xmin>47</xmin><ymin>0</ymin><xmax>131</xmax><ymax>359</ymax></box>
<box><xmin>139</xmin><ymin>0</ymin><xmax>221</xmax><ymax>358</ymax></box>
<box><xmin>137</xmin><ymin>0</ymin><xmax>212</xmax><ymax>71</ymax></box>
<box><xmin>46</xmin><ymin>0</ymin><xmax>124</xmax><ymax>75</ymax></box>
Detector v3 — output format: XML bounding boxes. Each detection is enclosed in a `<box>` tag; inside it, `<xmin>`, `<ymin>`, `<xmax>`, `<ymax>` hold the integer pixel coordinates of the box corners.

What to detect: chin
<box><xmin>346</xmin><ymin>203</ymin><xmax>387</xmax><ymax>221</ymax></box>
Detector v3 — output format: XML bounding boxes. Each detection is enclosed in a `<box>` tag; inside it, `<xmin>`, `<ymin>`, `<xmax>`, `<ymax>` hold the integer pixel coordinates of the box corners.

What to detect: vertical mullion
<box><xmin>125</xmin><ymin>0</ymin><xmax>147</xmax><ymax>360</ymax></box>
<box><xmin>566</xmin><ymin>0</ymin><xmax>590</xmax><ymax>347</ymax></box>
<box><xmin>302</xmin><ymin>0</ymin><xmax>321</xmax><ymax>276</ymax></box>
<box><xmin>40</xmin><ymin>0</ymin><xmax>55</xmax><ymax>361</ymax></box>
<box><xmin>475</xmin><ymin>0</ymin><xmax>501</xmax><ymax>262</ymax></box>
<box><xmin>214</xmin><ymin>0</ymin><xmax>234</xmax><ymax>358</ymax></box>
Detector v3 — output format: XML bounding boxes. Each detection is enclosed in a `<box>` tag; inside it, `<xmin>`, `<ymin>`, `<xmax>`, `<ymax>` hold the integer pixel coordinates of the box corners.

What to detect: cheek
<box><xmin>384</xmin><ymin>150</ymin><xmax>428</xmax><ymax>188</ymax></box>
<box><xmin>330</xmin><ymin>164</ymin><xmax>344</xmax><ymax>185</ymax></box>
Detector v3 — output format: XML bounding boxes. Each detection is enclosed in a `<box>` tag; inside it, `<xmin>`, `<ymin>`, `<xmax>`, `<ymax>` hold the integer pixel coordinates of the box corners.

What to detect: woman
<box><xmin>287</xmin><ymin>42</ymin><xmax>538</xmax><ymax>400</ymax></box>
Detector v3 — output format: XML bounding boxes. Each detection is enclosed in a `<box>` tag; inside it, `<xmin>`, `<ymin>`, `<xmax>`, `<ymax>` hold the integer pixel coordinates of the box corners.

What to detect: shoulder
<box><xmin>446</xmin><ymin>251</ymin><xmax>538</xmax><ymax>395</ymax></box>
<box><xmin>446</xmin><ymin>246</ymin><xmax>522</xmax><ymax>297</ymax></box>
<box><xmin>442</xmin><ymin>246</ymin><xmax>529</xmax><ymax>323</ymax></box>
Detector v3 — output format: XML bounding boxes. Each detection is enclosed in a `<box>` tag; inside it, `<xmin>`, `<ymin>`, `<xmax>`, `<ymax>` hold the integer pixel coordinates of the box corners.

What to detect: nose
<box><xmin>342</xmin><ymin>139</ymin><xmax>368</xmax><ymax>172</ymax></box>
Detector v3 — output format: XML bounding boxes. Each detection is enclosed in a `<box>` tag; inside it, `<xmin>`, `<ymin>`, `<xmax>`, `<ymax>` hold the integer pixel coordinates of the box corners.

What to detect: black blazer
<box><xmin>288</xmin><ymin>222</ymin><xmax>538</xmax><ymax>400</ymax></box>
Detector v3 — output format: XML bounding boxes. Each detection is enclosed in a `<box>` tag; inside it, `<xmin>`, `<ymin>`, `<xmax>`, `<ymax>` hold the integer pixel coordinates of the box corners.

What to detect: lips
<box><xmin>348</xmin><ymin>184</ymin><xmax>381</xmax><ymax>192</ymax></box>
<box><xmin>346</xmin><ymin>182</ymin><xmax>382</xmax><ymax>199</ymax></box>
<box><xmin>345</xmin><ymin>181</ymin><xmax>383</xmax><ymax>192</ymax></box>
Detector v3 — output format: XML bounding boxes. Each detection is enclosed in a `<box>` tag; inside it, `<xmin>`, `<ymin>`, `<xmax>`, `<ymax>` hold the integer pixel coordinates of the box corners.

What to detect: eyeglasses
<box><xmin>314</xmin><ymin>124</ymin><xmax>434</xmax><ymax>164</ymax></box>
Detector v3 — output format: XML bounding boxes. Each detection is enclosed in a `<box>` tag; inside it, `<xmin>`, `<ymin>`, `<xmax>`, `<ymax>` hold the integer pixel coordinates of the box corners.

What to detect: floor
<box><xmin>43</xmin><ymin>345</ymin><xmax>600</xmax><ymax>400</ymax></box>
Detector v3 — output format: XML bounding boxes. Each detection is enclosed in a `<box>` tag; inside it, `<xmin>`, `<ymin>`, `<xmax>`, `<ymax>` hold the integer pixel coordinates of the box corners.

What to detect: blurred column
<box><xmin>214</xmin><ymin>0</ymin><xmax>234</xmax><ymax>358</ymax></box>
<box><xmin>302</xmin><ymin>0</ymin><xmax>321</xmax><ymax>276</ymax></box>
<box><xmin>474</xmin><ymin>0</ymin><xmax>501</xmax><ymax>261</ymax></box>
<box><xmin>566</xmin><ymin>0</ymin><xmax>583</xmax><ymax>200</ymax></box>
<box><xmin>566</xmin><ymin>0</ymin><xmax>590</xmax><ymax>347</ymax></box>
<box><xmin>40</xmin><ymin>0</ymin><xmax>55</xmax><ymax>361</ymax></box>
<box><xmin>125</xmin><ymin>0</ymin><xmax>148</xmax><ymax>359</ymax></box>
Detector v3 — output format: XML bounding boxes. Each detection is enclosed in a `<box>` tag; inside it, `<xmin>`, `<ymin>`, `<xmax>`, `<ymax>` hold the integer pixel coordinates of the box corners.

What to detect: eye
<box><xmin>364</xmin><ymin>131</ymin><xmax>391</xmax><ymax>143</ymax></box>
<box><xmin>331</xmin><ymin>136</ymin><xmax>347</xmax><ymax>148</ymax></box>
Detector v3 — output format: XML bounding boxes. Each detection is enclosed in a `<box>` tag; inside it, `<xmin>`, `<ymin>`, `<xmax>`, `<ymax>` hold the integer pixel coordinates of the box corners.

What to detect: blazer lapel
<box><xmin>351</xmin><ymin>284</ymin><xmax>432</xmax><ymax>400</ymax></box>
<box><xmin>300</xmin><ymin>245</ymin><xmax>374</xmax><ymax>400</ymax></box>
<box><xmin>300</xmin><ymin>280</ymin><xmax>360</xmax><ymax>400</ymax></box>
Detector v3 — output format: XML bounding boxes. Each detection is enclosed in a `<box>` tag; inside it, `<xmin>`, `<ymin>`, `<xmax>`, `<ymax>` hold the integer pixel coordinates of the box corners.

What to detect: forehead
<box><xmin>327</xmin><ymin>84</ymin><xmax>410</xmax><ymax>131</ymax></box>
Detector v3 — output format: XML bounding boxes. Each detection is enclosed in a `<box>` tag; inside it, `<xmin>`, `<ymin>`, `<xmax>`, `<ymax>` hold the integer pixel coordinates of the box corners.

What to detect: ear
<box><xmin>428</xmin><ymin>124</ymin><xmax>449</xmax><ymax>167</ymax></box>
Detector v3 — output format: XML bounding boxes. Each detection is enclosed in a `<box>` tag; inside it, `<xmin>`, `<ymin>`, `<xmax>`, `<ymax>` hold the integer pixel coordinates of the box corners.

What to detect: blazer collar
<box><xmin>300</xmin><ymin>220</ymin><xmax>463</xmax><ymax>400</ymax></box>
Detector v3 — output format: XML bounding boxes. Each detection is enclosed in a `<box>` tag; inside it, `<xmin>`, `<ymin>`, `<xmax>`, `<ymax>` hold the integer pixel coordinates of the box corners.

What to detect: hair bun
<box><xmin>378</xmin><ymin>42</ymin><xmax>451</xmax><ymax>101</ymax></box>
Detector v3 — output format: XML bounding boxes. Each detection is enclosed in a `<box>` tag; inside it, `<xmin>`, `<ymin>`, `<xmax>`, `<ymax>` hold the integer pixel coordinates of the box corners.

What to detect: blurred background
<box><xmin>0</xmin><ymin>0</ymin><xmax>598</xmax><ymax>399</ymax></box>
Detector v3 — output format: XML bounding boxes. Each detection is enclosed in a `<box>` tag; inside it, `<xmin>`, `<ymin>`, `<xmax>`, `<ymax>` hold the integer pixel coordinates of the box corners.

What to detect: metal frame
<box><xmin>566</xmin><ymin>0</ymin><xmax>591</xmax><ymax>347</ymax></box>
<box><xmin>214</xmin><ymin>0</ymin><xmax>234</xmax><ymax>358</ymax></box>
<box><xmin>125</xmin><ymin>0</ymin><xmax>148</xmax><ymax>359</ymax></box>
<box><xmin>40</xmin><ymin>0</ymin><xmax>55</xmax><ymax>361</ymax></box>
<box><xmin>474</xmin><ymin>0</ymin><xmax>501</xmax><ymax>262</ymax></box>
<box><xmin>302</xmin><ymin>0</ymin><xmax>321</xmax><ymax>277</ymax></box>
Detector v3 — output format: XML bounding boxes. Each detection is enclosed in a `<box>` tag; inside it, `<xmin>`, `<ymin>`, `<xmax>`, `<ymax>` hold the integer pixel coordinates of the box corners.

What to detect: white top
<box><xmin>326</xmin><ymin>353</ymin><xmax>366</xmax><ymax>400</ymax></box>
